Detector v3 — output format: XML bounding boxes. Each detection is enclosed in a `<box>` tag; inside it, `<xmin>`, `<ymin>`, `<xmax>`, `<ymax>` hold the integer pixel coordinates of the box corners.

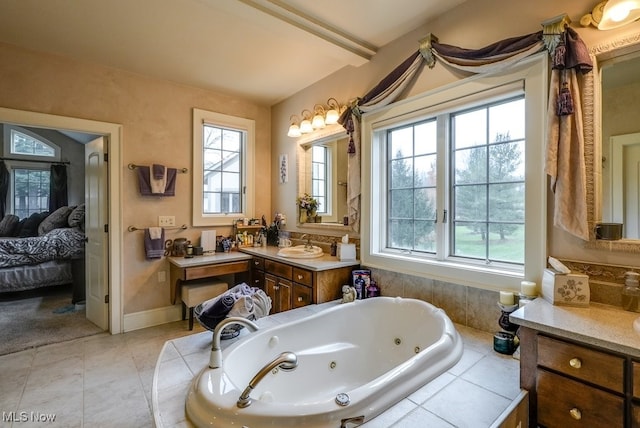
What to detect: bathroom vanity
<box><xmin>511</xmin><ymin>299</ymin><xmax>640</xmax><ymax>427</ymax></box>
<box><xmin>240</xmin><ymin>247</ymin><xmax>359</xmax><ymax>313</ymax></box>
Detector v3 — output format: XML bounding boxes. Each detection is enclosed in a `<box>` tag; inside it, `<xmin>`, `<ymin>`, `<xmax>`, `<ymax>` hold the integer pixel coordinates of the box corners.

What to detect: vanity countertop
<box><xmin>239</xmin><ymin>246</ymin><xmax>359</xmax><ymax>271</ymax></box>
<box><xmin>511</xmin><ymin>298</ymin><xmax>640</xmax><ymax>358</ymax></box>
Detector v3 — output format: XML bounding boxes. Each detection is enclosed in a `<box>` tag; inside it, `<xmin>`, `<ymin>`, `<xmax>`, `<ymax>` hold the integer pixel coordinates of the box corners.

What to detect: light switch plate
<box><xmin>158</xmin><ymin>216</ymin><xmax>176</xmax><ymax>227</ymax></box>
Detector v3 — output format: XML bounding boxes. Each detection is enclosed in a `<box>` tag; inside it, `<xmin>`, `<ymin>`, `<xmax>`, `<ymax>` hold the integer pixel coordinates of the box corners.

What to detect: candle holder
<box><xmin>497</xmin><ymin>302</ymin><xmax>519</xmax><ymax>332</ymax></box>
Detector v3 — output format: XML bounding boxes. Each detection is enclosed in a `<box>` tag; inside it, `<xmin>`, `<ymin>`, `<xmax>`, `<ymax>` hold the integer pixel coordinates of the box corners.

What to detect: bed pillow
<box><xmin>67</xmin><ymin>203</ymin><xmax>85</xmax><ymax>228</ymax></box>
<box><xmin>0</xmin><ymin>214</ymin><xmax>19</xmax><ymax>237</ymax></box>
<box><xmin>38</xmin><ymin>206</ymin><xmax>73</xmax><ymax>236</ymax></box>
<box><xmin>17</xmin><ymin>212</ymin><xmax>49</xmax><ymax>237</ymax></box>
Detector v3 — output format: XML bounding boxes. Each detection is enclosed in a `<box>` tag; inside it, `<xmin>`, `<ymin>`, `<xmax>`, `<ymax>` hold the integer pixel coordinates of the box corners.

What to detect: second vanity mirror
<box><xmin>586</xmin><ymin>31</ymin><xmax>640</xmax><ymax>250</ymax></box>
<box><xmin>296</xmin><ymin>124</ymin><xmax>349</xmax><ymax>228</ymax></box>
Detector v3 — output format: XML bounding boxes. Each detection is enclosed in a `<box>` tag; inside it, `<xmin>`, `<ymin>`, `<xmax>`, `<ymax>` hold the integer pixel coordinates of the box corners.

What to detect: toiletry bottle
<box><xmin>622</xmin><ymin>271</ymin><xmax>640</xmax><ymax>312</ymax></box>
<box><xmin>330</xmin><ymin>240</ymin><xmax>337</xmax><ymax>256</ymax></box>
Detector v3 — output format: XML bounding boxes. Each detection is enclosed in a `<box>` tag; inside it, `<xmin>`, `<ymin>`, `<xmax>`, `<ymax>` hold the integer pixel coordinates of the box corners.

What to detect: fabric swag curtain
<box><xmin>338</xmin><ymin>30</ymin><xmax>548</xmax><ymax>233</ymax></box>
<box><xmin>49</xmin><ymin>164</ymin><xmax>68</xmax><ymax>213</ymax></box>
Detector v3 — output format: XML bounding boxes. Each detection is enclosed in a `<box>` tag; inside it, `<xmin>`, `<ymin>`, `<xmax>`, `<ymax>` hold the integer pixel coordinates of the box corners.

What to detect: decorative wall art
<box><xmin>279</xmin><ymin>154</ymin><xmax>288</xmax><ymax>184</ymax></box>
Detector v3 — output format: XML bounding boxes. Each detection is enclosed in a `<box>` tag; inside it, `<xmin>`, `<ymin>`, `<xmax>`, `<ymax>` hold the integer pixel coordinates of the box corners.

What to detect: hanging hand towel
<box><xmin>152</xmin><ymin>163</ymin><xmax>165</xmax><ymax>179</ymax></box>
<box><xmin>149</xmin><ymin>165</ymin><xmax>167</xmax><ymax>195</ymax></box>
<box><xmin>144</xmin><ymin>227</ymin><xmax>165</xmax><ymax>259</ymax></box>
<box><xmin>163</xmin><ymin>168</ymin><xmax>177</xmax><ymax>196</ymax></box>
<box><xmin>137</xmin><ymin>166</ymin><xmax>152</xmax><ymax>196</ymax></box>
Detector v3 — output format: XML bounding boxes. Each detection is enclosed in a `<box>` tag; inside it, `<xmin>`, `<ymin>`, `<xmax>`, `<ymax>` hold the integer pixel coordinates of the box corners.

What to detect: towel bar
<box><xmin>128</xmin><ymin>224</ymin><xmax>188</xmax><ymax>232</ymax></box>
<box><xmin>128</xmin><ymin>163</ymin><xmax>188</xmax><ymax>173</ymax></box>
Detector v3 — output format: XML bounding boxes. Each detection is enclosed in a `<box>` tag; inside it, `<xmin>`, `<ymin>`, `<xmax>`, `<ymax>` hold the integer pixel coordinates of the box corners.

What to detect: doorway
<box><xmin>0</xmin><ymin>107</ymin><xmax>123</xmax><ymax>334</ymax></box>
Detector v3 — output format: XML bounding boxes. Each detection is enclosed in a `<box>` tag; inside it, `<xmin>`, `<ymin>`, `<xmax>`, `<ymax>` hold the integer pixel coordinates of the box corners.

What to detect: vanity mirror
<box><xmin>296</xmin><ymin>124</ymin><xmax>350</xmax><ymax>228</ymax></box>
<box><xmin>585</xmin><ymin>31</ymin><xmax>640</xmax><ymax>251</ymax></box>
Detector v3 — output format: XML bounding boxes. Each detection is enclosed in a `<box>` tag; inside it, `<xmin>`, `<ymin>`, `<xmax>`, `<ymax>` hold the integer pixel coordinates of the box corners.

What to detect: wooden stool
<box><xmin>181</xmin><ymin>280</ymin><xmax>228</xmax><ymax>330</ymax></box>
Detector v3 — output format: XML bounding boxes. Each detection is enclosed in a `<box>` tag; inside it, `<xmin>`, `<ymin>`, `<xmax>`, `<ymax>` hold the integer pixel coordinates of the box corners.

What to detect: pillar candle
<box><xmin>521</xmin><ymin>280</ymin><xmax>537</xmax><ymax>296</ymax></box>
<box><xmin>499</xmin><ymin>291</ymin><xmax>515</xmax><ymax>305</ymax></box>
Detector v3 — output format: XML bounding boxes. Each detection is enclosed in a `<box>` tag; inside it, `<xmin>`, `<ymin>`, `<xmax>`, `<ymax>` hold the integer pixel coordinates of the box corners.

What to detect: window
<box><xmin>192</xmin><ymin>109</ymin><xmax>255</xmax><ymax>226</ymax></box>
<box><xmin>363</xmin><ymin>54</ymin><xmax>547</xmax><ymax>290</ymax></box>
<box><xmin>13</xmin><ymin>168</ymin><xmax>50</xmax><ymax>218</ymax></box>
<box><xmin>3</xmin><ymin>125</ymin><xmax>61</xmax><ymax>218</ymax></box>
<box><xmin>311</xmin><ymin>145</ymin><xmax>329</xmax><ymax>214</ymax></box>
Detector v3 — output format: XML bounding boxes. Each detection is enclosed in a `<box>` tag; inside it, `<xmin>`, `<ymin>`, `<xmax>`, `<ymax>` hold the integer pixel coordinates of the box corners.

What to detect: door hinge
<box><xmin>104</xmin><ymin>294</ymin><xmax>109</xmax><ymax>304</ymax></box>
<box><xmin>104</xmin><ymin>224</ymin><xmax>109</xmax><ymax>233</ymax></box>
<box><xmin>104</xmin><ymin>153</ymin><xmax>108</xmax><ymax>162</ymax></box>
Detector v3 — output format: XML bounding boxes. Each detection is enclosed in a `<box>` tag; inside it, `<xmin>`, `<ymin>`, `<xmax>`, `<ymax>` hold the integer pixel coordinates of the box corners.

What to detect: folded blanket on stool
<box><xmin>196</xmin><ymin>282</ymin><xmax>272</xmax><ymax>332</ymax></box>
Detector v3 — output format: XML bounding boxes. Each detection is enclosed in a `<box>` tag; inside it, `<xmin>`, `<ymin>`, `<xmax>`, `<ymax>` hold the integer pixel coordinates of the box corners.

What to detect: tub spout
<box><xmin>340</xmin><ymin>415</ymin><xmax>365</xmax><ymax>427</ymax></box>
<box><xmin>236</xmin><ymin>351</ymin><xmax>298</xmax><ymax>408</ymax></box>
<box><xmin>209</xmin><ymin>317</ymin><xmax>260</xmax><ymax>369</ymax></box>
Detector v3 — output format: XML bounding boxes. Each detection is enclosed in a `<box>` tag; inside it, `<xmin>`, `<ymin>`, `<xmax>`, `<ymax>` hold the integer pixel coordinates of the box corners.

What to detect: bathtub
<box><xmin>185</xmin><ymin>296</ymin><xmax>463</xmax><ymax>427</ymax></box>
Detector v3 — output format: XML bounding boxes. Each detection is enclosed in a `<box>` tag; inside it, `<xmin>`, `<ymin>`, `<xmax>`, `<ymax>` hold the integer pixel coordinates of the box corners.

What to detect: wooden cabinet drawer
<box><xmin>634</xmin><ymin>403</ymin><xmax>640</xmax><ymax>428</ymax></box>
<box><xmin>265</xmin><ymin>259</ymin><xmax>292</xmax><ymax>279</ymax></box>
<box><xmin>184</xmin><ymin>260</ymin><xmax>250</xmax><ymax>281</ymax></box>
<box><xmin>537</xmin><ymin>369</ymin><xmax>624</xmax><ymax>428</ymax></box>
<box><xmin>537</xmin><ymin>335</ymin><xmax>624</xmax><ymax>393</ymax></box>
<box><xmin>251</xmin><ymin>270</ymin><xmax>264</xmax><ymax>290</ymax></box>
<box><xmin>293</xmin><ymin>267</ymin><xmax>313</xmax><ymax>287</ymax></box>
<box><xmin>251</xmin><ymin>257</ymin><xmax>264</xmax><ymax>270</ymax></box>
<box><xmin>292</xmin><ymin>283</ymin><xmax>312</xmax><ymax>308</ymax></box>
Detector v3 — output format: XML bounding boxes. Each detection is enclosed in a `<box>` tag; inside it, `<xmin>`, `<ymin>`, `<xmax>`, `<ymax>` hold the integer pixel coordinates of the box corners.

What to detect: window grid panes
<box><xmin>202</xmin><ymin>124</ymin><xmax>243</xmax><ymax>214</ymax></box>
<box><xmin>387</xmin><ymin>119</ymin><xmax>438</xmax><ymax>253</ymax></box>
<box><xmin>451</xmin><ymin>96</ymin><xmax>525</xmax><ymax>265</ymax></box>
<box><xmin>13</xmin><ymin>168</ymin><xmax>50</xmax><ymax>218</ymax></box>
<box><xmin>311</xmin><ymin>145</ymin><xmax>328</xmax><ymax>214</ymax></box>
<box><xmin>11</xmin><ymin>130</ymin><xmax>56</xmax><ymax>157</ymax></box>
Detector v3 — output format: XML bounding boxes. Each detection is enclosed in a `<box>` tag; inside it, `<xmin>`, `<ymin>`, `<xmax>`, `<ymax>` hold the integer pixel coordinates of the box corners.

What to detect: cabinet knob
<box><xmin>254</xmin><ymin>261</ymin><xmax>260</xmax><ymax>265</ymax></box>
<box><xmin>297</xmin><ymin>296</ymin><xmax>303</xmax><ymax>302</ymax></box>
<box><xmin>569</xmin><ymin>408</ymin><xmax>582</xmax><ymax>420</ymax></box>
<box><xmin>569</xmin><ymin>358</ymin><xmax>582</xmax><ymax>369</ymax></box>
<box><xmin>297</xmin><ymin>274</ymin><xmax>303</xmax><ymax>280</ymax></box>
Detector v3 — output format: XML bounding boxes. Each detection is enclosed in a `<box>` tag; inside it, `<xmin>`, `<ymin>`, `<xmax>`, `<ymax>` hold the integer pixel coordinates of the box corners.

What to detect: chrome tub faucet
<box><xmin>236</xmin><ymin>351</ymin><xmax>298</xmax><ymax>408</ymax></box>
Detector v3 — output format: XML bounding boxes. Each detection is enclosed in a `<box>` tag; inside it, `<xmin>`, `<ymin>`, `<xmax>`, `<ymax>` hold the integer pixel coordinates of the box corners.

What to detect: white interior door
<box><xmin>85</xmin><ymin>137</ymin><xmax>108</xmax><ymax>329</ymax></box>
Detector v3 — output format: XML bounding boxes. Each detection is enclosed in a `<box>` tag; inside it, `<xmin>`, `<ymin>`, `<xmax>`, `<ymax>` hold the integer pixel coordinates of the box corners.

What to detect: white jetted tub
<box><xmin>185</xmin><ymin>296</ymin><xmax>463</xmax><ymax>427</ymax></box>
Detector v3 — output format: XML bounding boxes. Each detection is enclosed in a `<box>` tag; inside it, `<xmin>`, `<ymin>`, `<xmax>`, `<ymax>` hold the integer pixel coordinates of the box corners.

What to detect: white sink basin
<box><xmin>277</xmin><ymin>245</ymin><xmax>324</xmax><ymax>258</ymax></box>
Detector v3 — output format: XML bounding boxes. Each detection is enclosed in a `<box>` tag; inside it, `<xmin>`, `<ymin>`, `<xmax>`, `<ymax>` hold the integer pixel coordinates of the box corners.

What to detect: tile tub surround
<box><xmin>365</xmin><ymin>267</ymin><xmax>504</xmax><ymax>334</ymax></box>
<box><xmin>153</xmin><ymin>301</ymin><xmax>523</xmax><ymax>428</ymax></box>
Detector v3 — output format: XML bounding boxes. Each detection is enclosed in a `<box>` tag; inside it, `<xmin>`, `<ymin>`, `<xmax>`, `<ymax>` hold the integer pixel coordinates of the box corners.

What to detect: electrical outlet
<box><xmin>158</xmin><ymin>216</ymin><xmax>175</xmax><ymax>227</ymax></box>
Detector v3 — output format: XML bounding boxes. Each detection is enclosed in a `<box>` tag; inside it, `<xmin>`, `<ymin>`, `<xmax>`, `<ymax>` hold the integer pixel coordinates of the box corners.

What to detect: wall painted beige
<box><xmin>271</xmin><ymin>0</ymin><xmax>640</xmax><ymax>268</ymax></box>
<box><xmin>0</xmin><ymin>42</ymin><xmax>271</xmax><ymax>315</ymax></box>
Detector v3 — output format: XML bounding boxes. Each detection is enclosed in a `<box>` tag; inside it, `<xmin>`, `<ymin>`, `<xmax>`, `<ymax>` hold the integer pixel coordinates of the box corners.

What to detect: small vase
<box><xmin>299</xmin><ymin>209</ymin><xmax>308</xmax><ymax>224</ymax></box>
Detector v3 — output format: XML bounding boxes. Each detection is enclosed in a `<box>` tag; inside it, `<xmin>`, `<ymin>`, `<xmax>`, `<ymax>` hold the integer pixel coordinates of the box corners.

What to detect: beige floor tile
<box><xmin>407</xmin><ymin>372</ymin><xmax>456</xmax><ymax>405</ymax></box>
<box><xmin>362</xmin><ymin>399</ymin><xmax>418</xmax><ymax>427</ymax></box>
<box><xmin>423</xmin><ymin>378</ymin><xmax>511</xmax><ymax>428</ymax></box>
<box><xmin>461</xmin><ymin>353</ymin><xmax>521</xmax><ymax>400</ymax></box>
<box><xmin>392</xmin><ymin>407</ymin><xmax>455</xmax><ymax>427</ymax></box>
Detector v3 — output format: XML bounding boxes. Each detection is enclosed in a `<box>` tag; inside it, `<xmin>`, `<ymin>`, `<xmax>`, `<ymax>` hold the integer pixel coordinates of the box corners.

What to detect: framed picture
<box><xmin>279</xmin><ymin>154</ymin><xmax>288</xmax><ymax>184</ymax></box>
<box><xmin>351</xmin><ymin>269</ymin><xmax>371</xmax><ymax>299</ymax></box>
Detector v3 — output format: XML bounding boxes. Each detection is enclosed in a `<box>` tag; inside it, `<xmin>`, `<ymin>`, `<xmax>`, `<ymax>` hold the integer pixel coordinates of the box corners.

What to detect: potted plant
<box><xmin>296</xmin><ymin>193</ymin><xmax>318</xmax><ymax>223</ymax></box>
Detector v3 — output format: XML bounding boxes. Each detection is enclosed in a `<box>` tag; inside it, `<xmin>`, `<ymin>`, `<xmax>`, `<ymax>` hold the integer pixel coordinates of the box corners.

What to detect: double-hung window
<box><xmin>192</xmin><ymin>109</ymin><xmax>255</xmax><ymax>226</ymax></box>
<box><xmin>3</xmin><ymin>125</ymin><xmax>60</xmax><ymax>218</ymax></box>
<box><xmin>363</xmin><ymin>54</ymin><xmax>547</xmax><ymax>289</ymax></box>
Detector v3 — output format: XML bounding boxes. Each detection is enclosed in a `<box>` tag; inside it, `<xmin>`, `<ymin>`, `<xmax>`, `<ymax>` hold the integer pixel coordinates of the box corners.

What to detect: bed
<box><xmin>0</xmin><ymin>204</ymin><xmax>86</xmax><ymax>295</ymax></box>
<box><xmin>0</xmin><ymin>227</ymin><xmax>86</xmax><ymax>293</ymax></box>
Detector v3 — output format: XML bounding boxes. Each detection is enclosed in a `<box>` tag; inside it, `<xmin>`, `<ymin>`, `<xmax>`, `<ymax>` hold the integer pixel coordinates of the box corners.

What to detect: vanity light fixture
<box><xmin>589</xmin><ymin>0</ymin><xmax>640</xmax><ymax>29</ymax></box>
<box><xmin>325</xmin><ymin>98</ymin><xmax>341</xmax><ymax>125</ymax></box>
<box><xmin>286</xmin><ymin>99</ymin><xmax>345</xmax><ymax>137</ymax></box>
<box><xmin>287</xmin><ymin>115</ymin><xmax>302</xmax><ymax>138</ymax></box>
<box><xmin>299</xmin><ymin>109</ymin><xmax>314</xmax><ymax>134</ymax></box>
<box><xmin>312</xmin><ymin>105</ymin><xmax>326</xmax><ymax>129</ymax></box>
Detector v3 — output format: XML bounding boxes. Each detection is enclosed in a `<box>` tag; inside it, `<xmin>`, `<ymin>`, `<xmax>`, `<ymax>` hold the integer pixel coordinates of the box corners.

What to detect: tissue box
<box><xmin>542</xmin><ymin>268</ymin><xmax>590</xmax><ymax>307</ymax></box>
<box><xmin>337</xmin><ymin>243</ymin><xmax>356</xmax><ymax>261</ymax></box>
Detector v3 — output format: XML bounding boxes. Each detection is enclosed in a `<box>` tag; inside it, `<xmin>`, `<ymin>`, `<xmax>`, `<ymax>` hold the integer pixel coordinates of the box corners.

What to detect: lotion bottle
<box><xmin>622</xmin><ymin>271</ymin><xmax>640</xmax><ymax>312</ymax></box>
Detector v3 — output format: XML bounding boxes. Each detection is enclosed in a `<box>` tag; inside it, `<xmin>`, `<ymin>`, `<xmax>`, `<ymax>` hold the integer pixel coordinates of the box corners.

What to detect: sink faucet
<box><xmin>236</xmin><ymin>351</ymin><xmax>298</xmax><ymax>408</ymax></box>
<box><xmin>209</xmin><ymin>317</ymin><xmax>260</xmax><ymax>369</ymax></box>
<box><xmin>300</xmin><ymin>234</ymin><xmax>312</xmax><ymax>250</ymax></box>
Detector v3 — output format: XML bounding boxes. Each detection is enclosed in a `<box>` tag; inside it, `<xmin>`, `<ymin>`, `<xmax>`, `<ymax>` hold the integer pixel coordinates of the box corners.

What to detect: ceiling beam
<box><xmin>238</xmin><ymin>0</ymin><xmax>378</xmax><ymax>61</ymax></box>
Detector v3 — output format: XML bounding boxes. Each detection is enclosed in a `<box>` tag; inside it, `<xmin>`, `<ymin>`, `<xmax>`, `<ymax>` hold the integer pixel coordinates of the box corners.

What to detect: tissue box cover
<box><xmin>542</xmin><ymin>268</ymin><xmax>590</xmax><ymax>307</ymax></box>
<box><xmin>337</xmin><ymin>243</ymin><xmax>356</xmax><ymax>261</ymax></box>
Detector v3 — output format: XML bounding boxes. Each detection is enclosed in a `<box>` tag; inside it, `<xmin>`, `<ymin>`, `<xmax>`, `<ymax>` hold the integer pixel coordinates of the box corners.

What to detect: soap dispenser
<box><xmin>622</xmin><ymin>271</ymin><xmax>640</xmax><ymax>312</ymax></box>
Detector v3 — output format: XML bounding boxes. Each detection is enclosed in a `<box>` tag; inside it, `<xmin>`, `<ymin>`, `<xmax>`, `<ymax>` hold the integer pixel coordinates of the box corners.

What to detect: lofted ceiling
<box><xmin>0</xmin><ymin>0</ymin><xmax>467</xmax><ymax>106</ymax></box>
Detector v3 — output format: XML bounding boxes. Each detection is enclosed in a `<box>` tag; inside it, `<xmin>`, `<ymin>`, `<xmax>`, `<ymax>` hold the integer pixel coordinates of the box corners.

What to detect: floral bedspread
<box><xmin>0</xmin><ymin>228</ymin><xmax>85</xmax><ymax>268</ymax></box>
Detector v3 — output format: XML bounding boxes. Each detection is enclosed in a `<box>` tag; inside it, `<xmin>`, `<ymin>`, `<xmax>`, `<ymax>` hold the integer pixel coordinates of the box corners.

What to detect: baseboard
<box><xmin>123</xmin><ymin>304</ymin><xmax>182</xmax><ymax>332</ymax></box>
